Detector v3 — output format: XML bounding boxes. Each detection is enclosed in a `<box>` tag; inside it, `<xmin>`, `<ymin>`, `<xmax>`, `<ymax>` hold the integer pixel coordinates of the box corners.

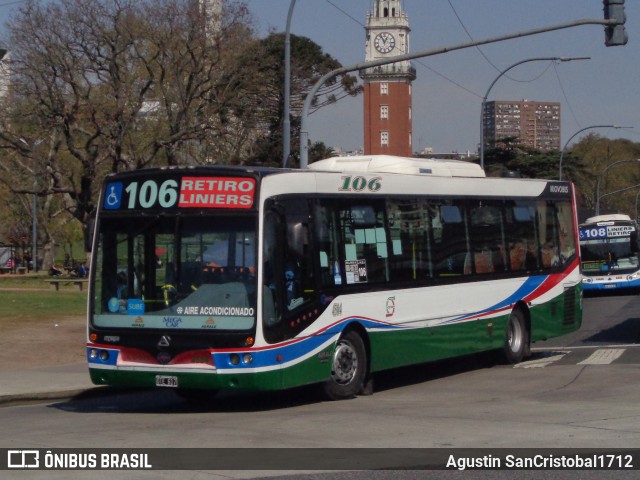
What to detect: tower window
<box><xmin>381</xmin><ymin>131</ymin><xmax>389</xmax><ymax>146</ymax></box>
<box><xmin>380</xmin><ymin>105</ymin><xmax>389</xmax><ymax>119</ymax></box>
<box><xmin>380</xmin><ymin>82</ymin><xmax>388</xmax><ymax>95</ymax></box>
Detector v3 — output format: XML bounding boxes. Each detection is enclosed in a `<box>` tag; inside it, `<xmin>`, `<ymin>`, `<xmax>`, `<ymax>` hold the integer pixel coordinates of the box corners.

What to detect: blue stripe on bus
<box><xmin>444</xmin><ymin>275</ymin><xmax>548</xmax><ymax>324</ymax></box>
<box><xmin>213</xmin><ymin>317</ymin><xmax>404</xmax><ymax>370</ymax></box>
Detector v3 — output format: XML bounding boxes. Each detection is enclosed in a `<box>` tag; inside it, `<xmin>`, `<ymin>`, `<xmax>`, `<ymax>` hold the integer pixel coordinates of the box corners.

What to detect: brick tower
<box><xmin>361</xmin><ymin>0</ymin><xmax>416</xmax><ymax>156</ymax></box>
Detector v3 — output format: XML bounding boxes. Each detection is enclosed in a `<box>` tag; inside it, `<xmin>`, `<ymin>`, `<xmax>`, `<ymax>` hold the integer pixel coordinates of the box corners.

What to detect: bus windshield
<box><xmin>92</xmin><ymin>214</ymin><xmax>257</xmax><ymax>331</ymax></box>
<box><xmin>580</xmin><ymin>225</ymin><xmax>639</xmax><ymax>276</ymax></box>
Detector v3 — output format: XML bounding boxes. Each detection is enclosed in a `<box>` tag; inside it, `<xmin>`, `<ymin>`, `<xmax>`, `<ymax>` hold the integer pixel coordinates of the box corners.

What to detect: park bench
<box><xmin>46</xmin><ymin>278</ymin><xmax>89</xmax><ymax>291</ymax></box>
<box><xmin>0</xmin><ymin>266</ymin><xmax>27</xmax><ymax>274</ymax></box>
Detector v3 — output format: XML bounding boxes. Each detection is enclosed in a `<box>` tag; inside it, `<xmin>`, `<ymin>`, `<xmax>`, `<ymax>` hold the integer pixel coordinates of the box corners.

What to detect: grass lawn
<box><xmin>0</xmin><ymin>273</ymin><xmax>87</xmax><ymax>322</ymax></box>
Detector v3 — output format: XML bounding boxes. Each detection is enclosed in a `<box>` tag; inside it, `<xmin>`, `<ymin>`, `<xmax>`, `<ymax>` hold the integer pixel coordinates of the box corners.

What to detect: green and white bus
<box><xmin>87</xmin><ymin>155</ymin><xmax>582</xmax><ymax>400</ymax></box>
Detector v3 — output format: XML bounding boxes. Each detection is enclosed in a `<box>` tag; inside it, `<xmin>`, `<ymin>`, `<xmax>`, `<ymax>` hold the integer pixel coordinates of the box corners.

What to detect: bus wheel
<box><xmin>323</xmin><ymin>331</ymin><xmax>367</xmax><ymax>400</ymax></box>
<box><xmin>504</xmin><ymin>309</ymin><xmax>528</xmax><ymax>364</ymax></box>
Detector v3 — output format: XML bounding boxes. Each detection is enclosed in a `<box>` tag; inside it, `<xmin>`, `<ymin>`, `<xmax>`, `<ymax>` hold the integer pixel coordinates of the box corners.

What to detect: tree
<box><xmin>0</xmin><ymin>0</ymin><xmax>261</xmax><ymax>258</ymax></box>
<box><xmin>565</xmin><ymin>134</ymin><xmax>640</xmax><ymax>219</ymax></box>
<box><xmin>240</xmin><ymin>33</ymin><xmax>362</xmax><ymax>167</ymax></box>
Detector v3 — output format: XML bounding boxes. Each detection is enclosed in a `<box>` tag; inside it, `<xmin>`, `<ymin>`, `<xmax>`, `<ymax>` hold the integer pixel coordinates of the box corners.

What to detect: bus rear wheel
<box><xmin>323</xmin><ymin>331</ymin><xmax>367</xmax><ymax>400</ymax></box>
<box><xmin>503</xmin><ymin>309</ymin><xmax>528</xmax><ymax>364</ymax></box>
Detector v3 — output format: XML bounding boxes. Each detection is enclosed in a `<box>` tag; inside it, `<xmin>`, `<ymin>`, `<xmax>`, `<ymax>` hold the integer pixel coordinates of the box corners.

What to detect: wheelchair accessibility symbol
<box><xmin>103</xmin><ymin>182</ymin><xmax>123</xmax><ymax>210</ymax></box>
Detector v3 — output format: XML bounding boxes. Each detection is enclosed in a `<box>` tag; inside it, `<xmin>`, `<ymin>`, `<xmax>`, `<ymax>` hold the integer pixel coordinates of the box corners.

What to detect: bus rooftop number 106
<box><xmin>87</xmin><ymin>155</ymin><xmax>582</xmax><ymax>401</ymax></box>
<box><xmin>579</xmin><ymin>214</ymin><xmax>640</xmax><ymax>291</ymax></box>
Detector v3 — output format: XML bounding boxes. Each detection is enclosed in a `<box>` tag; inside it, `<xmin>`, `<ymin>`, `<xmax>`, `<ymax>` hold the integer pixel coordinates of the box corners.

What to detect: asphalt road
<box><xmin>2</xmin><ymin>292</ymin><xmax>640</xmax><ymax>480</ymax></box>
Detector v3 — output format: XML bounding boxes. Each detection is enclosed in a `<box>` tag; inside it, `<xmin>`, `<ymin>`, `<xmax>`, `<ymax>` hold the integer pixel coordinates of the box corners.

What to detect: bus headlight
<box><xmin>242</xmin><ymin>353</ymin><xmax>254</xmax><ymax>365</ymax></box>
<box><xmin>230</xmin><ymin>354</ymin><xmax>240</xmax><ymax>365</ymax></box>
<box><xmin>628</xmin><ymin>272</ymin><xmax>640</xmax><ymax>281</ymax></box>
<box><xmin>582</xmin><ymin>277</ymin><xmax>593</xmax><ymax>283</ymax></box>
<box><xmin>89</xmin><ymin>349</ymin><xmax>99</xmax><ymax>359</ymax></box>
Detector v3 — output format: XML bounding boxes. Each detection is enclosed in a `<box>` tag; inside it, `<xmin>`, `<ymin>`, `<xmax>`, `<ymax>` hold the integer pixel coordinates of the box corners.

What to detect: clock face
<box><xmin>374</xmin><ymin>32</ymin><xmax>395</xmax><ymax>54</ymax></box>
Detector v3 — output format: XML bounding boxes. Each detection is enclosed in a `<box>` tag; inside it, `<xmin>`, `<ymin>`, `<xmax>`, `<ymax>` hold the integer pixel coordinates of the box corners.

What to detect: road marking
<box><xmin>577</xmin><ymin>348</ymin><xmax>625</xmax><ymax>365</ymax></box>
<box><xmin>515</xmin><ymin>352</ymin><xmax>568</xmax><ymax>369</ymax></box>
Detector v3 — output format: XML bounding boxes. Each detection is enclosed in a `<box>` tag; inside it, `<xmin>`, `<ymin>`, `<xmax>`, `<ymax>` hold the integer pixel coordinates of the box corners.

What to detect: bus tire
<box><xmin>503</xmin><ymin>309</ymin><xmax>528</xmax><ymax>364</ymax></box>
<box><xmin>323</xmin><ymin>330</ymin><xmax>367</xmax><ymax>400</ymax></box>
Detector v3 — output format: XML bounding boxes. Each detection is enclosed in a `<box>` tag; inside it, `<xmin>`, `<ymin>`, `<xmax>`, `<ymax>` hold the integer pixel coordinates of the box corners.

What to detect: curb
<box><xmin>0</xmin><ymin>386</ymin><xmax>111</xmax><ymax>407</ymax></box>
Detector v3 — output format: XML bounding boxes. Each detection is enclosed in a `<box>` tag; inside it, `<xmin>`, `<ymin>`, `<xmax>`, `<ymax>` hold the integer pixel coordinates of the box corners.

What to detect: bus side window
<box><xmin>262</xmin><ymin>210</ymin><xmax>283</xmax><ymax>335</ymax></box>
<box><xmin>538</xmin><ymin>201</ymin><xmax>560</xmax><ymax>268</ymax></box>
<box><xmin>282</xmin><ymin>199</ymin><xmax>314</xmax><ymax>311</ymax></box>
<box><xmin>468</xmin><ymin>202</ymin><xmax>504</xmax><ymax>275</ymax></box>
<box><xmin>387</xmin><ymin>199</ymin><xmax>433</xmax><ymax>282</ymax></box>
<box><xmin>556</xmin><ymin>201</ymin><xmax>577</xmax><ymax>264</ymax></box>
<box><xmin>315</xmin><ymin>202</ymin><xmax>342</xmax><ymax>287</ymax></box>
<box><xmin>433</xmin><ymin>202</ymin><xmax>469</xmax><ymax>277</ymax></box>
<box><xmin>507</xmin><ymin>203</ymin><xmax>538</xmax><ymax>272</ymax></box>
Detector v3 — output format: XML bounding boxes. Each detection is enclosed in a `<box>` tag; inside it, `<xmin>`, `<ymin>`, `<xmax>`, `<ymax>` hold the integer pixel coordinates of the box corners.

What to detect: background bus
<box><xmin>87</xmin><ymin>156</ymin><xmax>582</xmax><ymax>400</ymax></box>
<box><xmin>579</xmin><ymin>214</ymin><xmax>640</xmax><ymax>291</ymax></box>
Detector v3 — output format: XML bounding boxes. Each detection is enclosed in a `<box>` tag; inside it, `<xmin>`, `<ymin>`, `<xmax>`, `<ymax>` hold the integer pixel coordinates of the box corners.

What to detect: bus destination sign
<box><xmin>103</xmin><ymin>176</ymin><xmax>256</xmax><ymax>211</ymax></box>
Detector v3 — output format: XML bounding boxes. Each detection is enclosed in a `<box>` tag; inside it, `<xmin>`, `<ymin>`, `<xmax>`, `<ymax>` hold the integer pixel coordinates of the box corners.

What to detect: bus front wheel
<box><xmin>323</xmin><ymin>331</ymin><xmax>367</xmax><ymax>400</ymax></box>
<box><xmin>503</xmin><ymin>309</ymin><xmax>528</xmax><ymax>364</ymax></box>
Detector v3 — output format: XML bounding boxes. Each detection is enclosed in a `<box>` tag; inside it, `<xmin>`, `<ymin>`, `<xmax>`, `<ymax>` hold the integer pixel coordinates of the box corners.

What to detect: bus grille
<box><xmin>563</xmin><ymin>287</ymin><xmax>576</xmax><ymax>325</ymax></box>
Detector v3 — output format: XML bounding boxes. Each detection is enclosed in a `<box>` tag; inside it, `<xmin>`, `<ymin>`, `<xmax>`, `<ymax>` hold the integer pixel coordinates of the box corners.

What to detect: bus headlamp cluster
<box><xmin>582</xmin><ymin>278</ymin><xmax>593</xmax><ymax>284</ymax></box>
<box><xmin>89</xmin><ymin>348</ymin><xmax>111</xmax><ymax>362</ymax></box>
<box><xmin>229</xmin><ymin>353</ymin><xmax>253</xmax><ymax>366</ymax></box>
<box><xmin>627</xmin><ymin>272</ymin><xmax>640</xmax><ymax>281</ymax></box>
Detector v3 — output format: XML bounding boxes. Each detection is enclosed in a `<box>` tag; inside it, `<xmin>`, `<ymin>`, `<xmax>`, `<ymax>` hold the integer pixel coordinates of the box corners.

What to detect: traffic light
<box><xmin>603</xmin><ymin>0</ymin><xmax>628</xmax><ymax>46</ymax></box>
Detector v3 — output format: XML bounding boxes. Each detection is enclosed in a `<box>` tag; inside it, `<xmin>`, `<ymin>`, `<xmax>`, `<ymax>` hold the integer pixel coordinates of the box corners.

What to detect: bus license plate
<box><xmin>156</xmin><ymin>375</ymin><xmax>178</xmax><ymax>387</ymax></box>
<box><xmin>604</xmin><ymin>284</ymin><xmax>617</xmax><ymax>289</ymax></box>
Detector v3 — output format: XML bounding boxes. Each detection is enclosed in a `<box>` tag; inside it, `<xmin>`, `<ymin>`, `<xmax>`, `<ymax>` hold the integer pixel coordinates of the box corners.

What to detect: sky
<box><xmin>1</xmin><ymin>0</ymin><xmax>639</xmax><ymax>155</ymax></box>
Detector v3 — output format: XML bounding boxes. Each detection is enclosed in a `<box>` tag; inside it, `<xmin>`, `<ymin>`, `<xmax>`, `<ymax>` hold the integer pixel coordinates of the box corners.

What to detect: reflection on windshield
<box><xmin>581</xmin><ymin>238</ymin><xmax>639</xmax><ymax>275</ymax></box>
<box><xmin>93</xmin><ymin>215</ymin><xmax>257</xmax><ymax>331</ymax></box>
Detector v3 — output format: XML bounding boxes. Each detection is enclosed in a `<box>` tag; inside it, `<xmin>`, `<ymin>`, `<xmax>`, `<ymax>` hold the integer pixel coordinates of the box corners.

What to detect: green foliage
<box><xmin>485</xmin><ymin>134</ymin><xmax>640</xmax><ymax>221</ymax></box>
<box><xmin>484</xmin><ymin>136</ymin><xmax>570</xmax><ymax>179</ymax></box>
<box><xmin>242</xmin><ymin>32</ymin><xmax>362</xmax><ymax>167</ymax></box>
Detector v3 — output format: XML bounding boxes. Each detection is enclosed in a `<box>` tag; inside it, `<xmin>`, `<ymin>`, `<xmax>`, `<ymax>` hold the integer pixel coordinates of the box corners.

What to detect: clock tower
<box><xmin>361</xmin><ymin>0</ymin><xmax>416</xmax><ymax>157</ymax></box>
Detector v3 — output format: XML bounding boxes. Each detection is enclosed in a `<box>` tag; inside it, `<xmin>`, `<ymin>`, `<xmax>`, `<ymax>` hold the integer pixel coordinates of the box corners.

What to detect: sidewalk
<box><xmin>0</xmin><ymin>362</ymin><xmax>102</xmax><ymax>405</ymax></box>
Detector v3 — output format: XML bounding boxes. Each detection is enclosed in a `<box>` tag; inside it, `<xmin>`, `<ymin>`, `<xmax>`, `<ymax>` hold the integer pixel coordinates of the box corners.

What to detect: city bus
<box><xmin>579</xmin><ymin>214</ymin><xmax>640</xmax><ymax>291</ymax></box>
<box><xmin>87</xmin><ymin>155</ymin><xmax>582</xmax><ymax>400</ymax></box>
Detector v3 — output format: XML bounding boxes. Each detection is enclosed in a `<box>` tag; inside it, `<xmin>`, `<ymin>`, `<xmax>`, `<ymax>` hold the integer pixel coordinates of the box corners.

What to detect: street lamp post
<box><xmin>479</xmin><ymin>56</ymin><xmax>589</xmax><ymax>170</ymax></box>
<box><xmin>19</xmin><ymin>137</ymin><xmax>44</xmax><ymax>272</ymax></box>
<box><xmin>595</xmin><ymin>159</ymin><xmax>640</xmax><ymax>216</ymax></box>
<box><xmin>282</xmin><ymin>0</ymin><xmax>297</xmax><ymax>168</ymax></box>
<box><xmin>558</xmin><ymin>125</ymin><xmax>633</xmax><ymax>180</ymax></box>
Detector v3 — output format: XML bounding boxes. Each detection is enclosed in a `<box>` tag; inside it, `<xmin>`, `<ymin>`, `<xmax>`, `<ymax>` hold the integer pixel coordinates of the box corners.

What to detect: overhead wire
<box><xmin>448</xmin><ymin>0</ymin><xmax>589</xmax><ymax>143</ymax></box>
<box><xmin>552</xmin><ymin>62</ymin><xmax>581</xmax><ymax>128</ymax></box>
<box><xmin>323</xmin><ymin>0</ymin><xmax>481</xmax><ymax>98</ymax></box>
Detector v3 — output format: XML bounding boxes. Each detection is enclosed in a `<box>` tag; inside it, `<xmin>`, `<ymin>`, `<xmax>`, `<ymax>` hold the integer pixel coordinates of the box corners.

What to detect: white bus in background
<box><xmin>579</xmin><ymin>214</ymin><xmax>640</xmax><ymax>292</ymax></box>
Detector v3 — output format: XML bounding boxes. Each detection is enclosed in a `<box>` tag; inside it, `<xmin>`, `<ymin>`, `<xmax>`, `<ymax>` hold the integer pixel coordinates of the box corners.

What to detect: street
<box><xmin>1</xmin><ymin>292</ymin><xmax>640</xmax><ymax>479</ymax></box>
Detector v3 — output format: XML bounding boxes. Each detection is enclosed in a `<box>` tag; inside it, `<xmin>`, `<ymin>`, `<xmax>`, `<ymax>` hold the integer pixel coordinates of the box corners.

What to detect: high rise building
<box><xmin>360</xmin><ymin>0</ymin><xmax>416</xmax><ymax>157</ymax></box>
<box><xmin>483</xmin><ymin>100</ymin><xmax>561</xmax><ymax>151</ymax></box>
